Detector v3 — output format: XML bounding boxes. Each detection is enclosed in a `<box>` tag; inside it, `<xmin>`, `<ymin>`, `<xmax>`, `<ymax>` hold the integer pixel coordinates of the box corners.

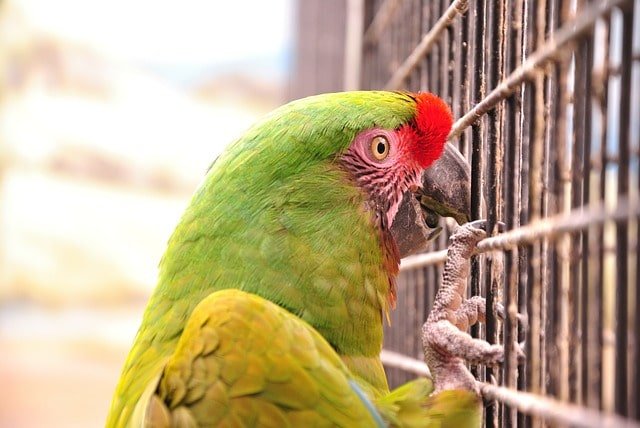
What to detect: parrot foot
<box><xmin>422</xmin><ymin>220</ymin><xmax>526</xmax><ymax>395</ymax></box>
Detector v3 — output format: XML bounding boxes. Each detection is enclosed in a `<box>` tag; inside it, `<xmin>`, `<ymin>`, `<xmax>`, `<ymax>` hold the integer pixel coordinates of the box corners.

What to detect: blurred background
<box><xmin>0</xmin><ymin>1</ymin><xmax>294</xmax><ymax>426</ymax></box>
<box><xmin>2</xmin><ymin>0</ymin><xmax>638</xmax><ymax>426</ymax></box>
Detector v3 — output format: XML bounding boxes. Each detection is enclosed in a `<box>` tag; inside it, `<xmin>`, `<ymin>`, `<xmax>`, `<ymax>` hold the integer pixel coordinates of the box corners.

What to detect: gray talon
<box><xmin>465</xmin><ymin>219</ymin><xmax>506</xmax><ymax>233</ymax></box>
<box><xmin>422</xmin><ymin>219</ymin><xmax>512</xmax><ymax>395</ymax></box>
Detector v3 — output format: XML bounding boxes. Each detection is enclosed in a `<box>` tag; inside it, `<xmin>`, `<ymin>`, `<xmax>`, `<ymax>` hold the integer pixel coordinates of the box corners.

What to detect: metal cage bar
<box><xmin>359</xmin><ymin>0</ymin><xmax>640</xmax><ymax>426</ymax></box>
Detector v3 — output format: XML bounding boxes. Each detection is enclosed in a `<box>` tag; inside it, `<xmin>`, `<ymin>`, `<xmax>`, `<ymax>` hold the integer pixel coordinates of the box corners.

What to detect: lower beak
<box><xmin>391</xmin><ymin>143</ymin><xmax>471</xmax><ymax>257</ymax></box>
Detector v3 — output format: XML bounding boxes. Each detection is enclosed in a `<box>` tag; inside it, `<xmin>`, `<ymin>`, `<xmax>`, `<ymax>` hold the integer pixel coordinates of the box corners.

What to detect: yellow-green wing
<box><xmin>136</xmin><ymin>289</ymin><xmax>380</xmax><ymax>427</ymax></box>
<box><xmin>423</xmin><ymin>390</ymin><xmax>481</xmax><ymax>428</ymax></box>
<box><xmin>374</xmin><ymin>379</ymin><xmax>480</xmax><ymax>428</ymax></box>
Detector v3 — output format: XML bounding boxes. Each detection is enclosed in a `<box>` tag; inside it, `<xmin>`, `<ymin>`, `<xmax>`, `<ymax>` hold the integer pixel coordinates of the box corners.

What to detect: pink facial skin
<box><xmin>341</xmin><ymin>127</ymin><xmax>423</xmax><ymax>229</ymax></box>
<box><xmin>340</xmin><ymin>92</ymin><xmax>453</xmax><ymax>231</ymax></box>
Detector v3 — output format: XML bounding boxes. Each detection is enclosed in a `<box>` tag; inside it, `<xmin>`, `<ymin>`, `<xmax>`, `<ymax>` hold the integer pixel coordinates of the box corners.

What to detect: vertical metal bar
<box><xmin>541</xmin><ymin>0</ymin><xmax>561</xmax><ymax>402</ymax></box>
<box><xmin>361</xmin><ymin>0</ymin><xmax>373</xmax><ymax>89</ymax></box>
<box><xmin>485</xmin><ymin>0</ymin><xmax>507</xmax><ymax>424</ymax></box>
<box><xmin>449</xmin><ymin>6</ymin><xmax>461</xmax><ymax>122</ymax></box>
<box><xmin>580</xmin><ymin>17</ymin><xmax>596</xmax><ymax>410</ymax></box>
<box><xmin>555</xmin><ymin>0</ymin><xmax>574</xmax><ymax>408</ymax></box>
<box><xmin>501</xmin><ymin>0</ymin><xmax>521</xmax><ymax>426</ymax></box>
<box><xmin>428</xmin><ymin>0</ymin><xmax>440</xmax><ymax>93</ymax></box>
<box><xmin>523</xmin><ymin>1</ymin><xmax>546</xmax><ymax>426</ymax></box>
<box><xmin>571</xmin><ymin>1</ymin><xmax>589</xmax><ymax>405</ymax></box>
<box><xmin>634</xmin><ymin>3</ymin><xmax>640</xmax><ymax>416</ymax></box>
<box><xmin>634</xmin><ymin>13</ymin><xmax>640</xmax><ymax>416</ymax></box>
<box><xmin>409</xmin><ymin>0</ymin><xmax>422</xmax><ymax>90</ymax></box>
<box><xmin>469</xmin><ymin>0</ymin><xmax>487</xmax><ymax>388</ymax></box>
<box><xmin>420</xmin><ymin>0</ymin><xmax>431</xmax><ymax>90</ymax></box>
<box><xmin>344</xmin><ymin>0</ymin><xmax>365</xmax><ymax>90</ymax></box>
<box><xmin>614</xmin><ymin>1</ymin><xmax>634</xmax><ymax>417</ymax></box>
<box><xmin>514</xmin><ymin>0</ymin><xmax>527</xmax><ymax>424</ymax></box>
<box><xmin>440</xmin><ymin>0</ymin><xmax>451</xmax><ymax>104</ymax></box>
<box><xmin>595</xmin><ymin>16</ymin><xmax>611</xmax><ymax>412</ymax></box>
<box><xmin>457</xmin><ymin>2</ymin><xmax>471</xmax><ymax>158</ymax></box>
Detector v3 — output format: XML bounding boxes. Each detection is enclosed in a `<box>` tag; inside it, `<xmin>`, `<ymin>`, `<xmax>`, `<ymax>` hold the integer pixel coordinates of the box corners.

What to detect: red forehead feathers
<box><xmin>398</xmin><ymin>92</ymin><xmax>453</xmax><ymax>169</ymax></box>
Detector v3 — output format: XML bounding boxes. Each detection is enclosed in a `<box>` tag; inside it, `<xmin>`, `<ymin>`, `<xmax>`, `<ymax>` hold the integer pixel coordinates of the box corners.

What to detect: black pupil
<box><xmin>376</xmin><ymin>141</ymin><xmax>386</xmax><ymax>154</ymax></box>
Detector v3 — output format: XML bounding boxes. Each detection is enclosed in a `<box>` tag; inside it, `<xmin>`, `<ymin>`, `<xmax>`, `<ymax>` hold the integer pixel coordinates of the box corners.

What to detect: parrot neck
<box><xmin>148</xmin><ymin>163</ymin><xmax>398</xmax><ymax>361</ymax></box>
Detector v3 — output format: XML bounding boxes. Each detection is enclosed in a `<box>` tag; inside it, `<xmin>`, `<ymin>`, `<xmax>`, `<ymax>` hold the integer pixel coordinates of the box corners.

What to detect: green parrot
<box><xmin>106</xmin><ymin>91</ymin><xmax>483</xmax><ymax>428</ymax></box>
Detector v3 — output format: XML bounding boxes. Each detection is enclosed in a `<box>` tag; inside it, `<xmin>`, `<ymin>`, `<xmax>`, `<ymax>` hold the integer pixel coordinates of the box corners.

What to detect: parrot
<box><xmin>106</xmin><ymin>91</ymin><xmax>492</xmax><ymax>428</ymax></box>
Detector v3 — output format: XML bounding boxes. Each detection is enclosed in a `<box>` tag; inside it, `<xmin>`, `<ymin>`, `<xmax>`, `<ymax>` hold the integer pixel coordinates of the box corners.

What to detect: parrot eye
<box><xmin>370</xmin><ymin>135</ymin><xmax>390</xmax><ymax>161</ymax></box>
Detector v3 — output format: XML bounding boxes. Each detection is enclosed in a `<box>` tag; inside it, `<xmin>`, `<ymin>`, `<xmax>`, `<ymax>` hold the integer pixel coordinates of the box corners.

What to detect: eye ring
<box><xmin>370</xmin><ymin>135</ymin><xmax>390</xmax><ymax>161</ymax></box>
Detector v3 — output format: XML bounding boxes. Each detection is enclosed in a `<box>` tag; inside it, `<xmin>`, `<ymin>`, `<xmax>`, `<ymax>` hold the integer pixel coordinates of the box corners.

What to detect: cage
<box><xmin>291</xmin><ymin>0</ymin><xmax>640</xmax><ymax>426</ymax></box>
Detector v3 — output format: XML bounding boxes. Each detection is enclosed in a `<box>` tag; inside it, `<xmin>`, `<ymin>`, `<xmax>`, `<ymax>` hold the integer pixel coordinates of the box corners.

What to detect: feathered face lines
<box><xmin>340</xmin><ymin>127</ymin><xmax>423</xmax><ymax>229</ymax></box>
<box><xmin>339</xmin><ymin>92</ymin><xmax>453</xmax><ymax>230</ymax></box>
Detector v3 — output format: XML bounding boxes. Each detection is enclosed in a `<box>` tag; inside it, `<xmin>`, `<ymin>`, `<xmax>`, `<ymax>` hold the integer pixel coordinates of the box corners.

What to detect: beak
<box><xmin>390</xmin><ymin>143</ymin><xmax>471</xmax><ymax>257</ymax></box>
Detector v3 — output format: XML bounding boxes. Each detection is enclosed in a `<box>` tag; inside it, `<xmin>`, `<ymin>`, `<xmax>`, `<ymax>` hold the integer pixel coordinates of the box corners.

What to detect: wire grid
<box><xmin>359</xmin><ymin>0</ymin><xmax>640</xmax><ymax>426</ymax></box>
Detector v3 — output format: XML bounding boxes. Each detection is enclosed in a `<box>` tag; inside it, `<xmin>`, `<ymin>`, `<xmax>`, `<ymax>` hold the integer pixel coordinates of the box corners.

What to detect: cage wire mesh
<box><xmin>291</xmin><ymin>0</ymin><xmax>640</xmax><ymax>426</ymax></box>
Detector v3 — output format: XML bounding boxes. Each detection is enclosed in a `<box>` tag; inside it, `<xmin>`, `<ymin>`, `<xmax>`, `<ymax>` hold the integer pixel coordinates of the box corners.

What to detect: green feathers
<box><xmin>107</xmin><ymin>91</ymin><xmax>479</xmax><ymax>428</ymax></box>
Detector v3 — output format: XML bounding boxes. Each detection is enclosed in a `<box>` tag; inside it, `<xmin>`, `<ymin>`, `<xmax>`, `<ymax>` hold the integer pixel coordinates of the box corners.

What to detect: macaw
<box><xmin>106</xmin><ymin>91</ymin><xmax>493</xmax><ymax>427</ymax></box>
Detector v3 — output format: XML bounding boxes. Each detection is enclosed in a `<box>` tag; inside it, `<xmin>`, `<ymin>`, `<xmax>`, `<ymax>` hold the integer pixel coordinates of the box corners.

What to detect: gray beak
<box><xmin>390</xmin><ymin>143</ymin><xmax>471</xmax><ymax>257</ymax></box>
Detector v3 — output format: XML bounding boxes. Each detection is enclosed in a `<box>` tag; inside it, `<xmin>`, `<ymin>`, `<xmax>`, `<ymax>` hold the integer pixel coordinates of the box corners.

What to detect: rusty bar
<box><xmin>594</xmin><ymin>15</ymin><xmax>611</xmax><ymax>412</ymax></box>
<box><xmin>448</xmin><ymin>0</ymin><xmax>631</xmax><ymax>141</ymax></box>
<box><xmin>384</xmin><ymin>0</ymin><xmax>468</xmax><ymax>89</ymax></box>
<box><xmin>380</xmin><ymin>349</ymin><xmax>431</xmax><ymax>377</ymax></box>
<box><xmin>344</xmin><ymin>0</ymin><xmax>365</xmax><ymax>90</ymax></box>
<box><xmin>500</xmin><ymin>0</ymin><xmax>521</xmax><ymax>424</ymax></box>
<box><xmin>526</xmin><ymin>71</ymin><xmax>546</xmax><ymax>424</ymax></box>
<box><xmin>535</xmin><ymin>30</ymin><xmax>558</xmax><ymax>402</ymax></box>
<box><xmin>579</xmin><ymin>14</ymin><xmax>596</xmax><ymax>409</ymax></box>
<box><xmin>379</xmin><ymin>352</ymin><xmax>640</xmax><ymax>428</ymax></box>
<box><xmin>428</xmin><ymin>0</ymin><xmax>441</xmax><ymax>95</ymax></box>
<box><xmin>614</xmin><ymin>1</ymin><xmax>634</xmax><ymax>417</ymax></box>
<box><xmin>461</xmin><ymin>0</ymin><xmax>474</xmax><ymax>160</ymax></box>
<box><xmin>515</xmin><ymin>81</ymin><xmax>530</xmax><ymax>428</ymax></box>
<box><xmin>358</xmin><ymin>0</ymin><xmax>639</xmax><ymax>420</ymax></box>
<box><xmin>400</xmin><ymin>198</ymin><xmax>640</xmax><ymax>270</ymax></box>
<box><xmin>550</xmin><ymin>1</ymin><xmax>572</xmax><ymax>408</ymax></box>
<box><xmin>635</xmin><ymin>2</ymin><xmax>640</xmax><ymax>416</ymax></box>
<box><xmin>444</xmin><ymin>0</ymin><xmax>454</xmax><ymax>110</ymax></box>
<box><xmin>363</xmin><ymin>0</ymin><xmax>401</xmax><ymax>45</ymax></box>
<box><xmin>524</xmin><ymin>1</ymin><xmax>548</xmax><ymax>425</ymax></box>
<box><xmin>539</xmin><ymin>0</ymin><xmax>558</xmax><ymax>406</ymax></box>
<box><xmin>469</xmin><ymin>0</ymin><xmax>486</xmax><ymax>383</ymax></box>
<box><xmin>450</xmin><ymin>9</ymin><xmax>464</xmax><ymax>139</ymax></box>
<box><xmin>571</xmin><ymin>26</ymin><xmax>588</xmax><ymax>405</ymax></box>
<box><xmin>478</xmin><ymin>383</ymin><xmax>640</xmax><ymax>428</ymax></box>
<box><xmin>407</xmin><ymin>0</ymin><xmax>422</xmax><ymax>90</ymax></box>
<box><xmin>484</xmin><ymin>0</ymin><xmax>507</xmax><ymax>424</ymax></box>
<box><xmin>439</xmin><ymin>0</ymin><xmax>450</xmax><ymax>104</ymax></box>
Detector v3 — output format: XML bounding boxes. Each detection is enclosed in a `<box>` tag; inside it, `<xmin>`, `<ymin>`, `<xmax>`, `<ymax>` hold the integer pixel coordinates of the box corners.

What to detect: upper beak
<box><xmin>390</xmin><ymin>143</ymin><xmax>471</xmax><ymax>257</ymax></box>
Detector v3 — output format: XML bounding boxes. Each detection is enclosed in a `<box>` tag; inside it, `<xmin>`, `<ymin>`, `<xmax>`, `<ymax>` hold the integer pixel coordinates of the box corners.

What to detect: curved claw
<box><xmin>466</xmin><ymin>219</ymin><xmax>507</xmax><ymax>233</ymax></box>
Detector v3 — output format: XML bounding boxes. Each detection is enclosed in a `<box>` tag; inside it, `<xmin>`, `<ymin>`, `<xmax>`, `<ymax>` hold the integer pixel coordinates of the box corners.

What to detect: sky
<box><xmin>14</xmin><ymin>0</ymin><xmax>293</xmax><ymax>85</ymax></box>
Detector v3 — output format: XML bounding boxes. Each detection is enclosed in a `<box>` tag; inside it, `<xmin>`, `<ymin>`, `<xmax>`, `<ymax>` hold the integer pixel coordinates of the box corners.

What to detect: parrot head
<box><xmin>336</xmin><ymin>92</ymin><xmax>470</xmax><ymax>257</ymax></box>
<box><xmin>390</xmin><ymin>142</ymin><xmax>471</xmax><ymax>257</ymax></box>
<box><xmin>149</xmin><ymin>90</ymin><xmax>471</xmax><ymax>358</ymax></box>
<box><xmin>107</xmin><ymin>91</ymin><xmax>472</xmax><ymax>426</ymax></box>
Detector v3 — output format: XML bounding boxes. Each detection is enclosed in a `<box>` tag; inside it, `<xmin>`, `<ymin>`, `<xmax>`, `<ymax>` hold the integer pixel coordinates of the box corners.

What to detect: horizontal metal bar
<box><xmin>380</xmin><ymin>349</ymin><xmax>431</xmax><ymax>377</ymax></box>
<box><xmin>399</xmin><ymin>250</ymin><xmax>448</xmax><ymax>270</ymax></box>
<box><xmin>479</xmin><ymin>383</ymin><xmax>640</xmax><ymax>428</ymax></box>
<box><xmin>362</xmin><ymin>0</ymin><xmax>402</xmax><ymax>45</ymax></box>
<box><xmin>380</xmin><ymin>351</ymin><xmax>640</xmax><ymax>428</ymax></box>
<box><xmin>400</xmin><ymin>197</ymin><xmax>639</xmax><ymax>270</ymax></box>
<box><xmin>448</xmin><ymin>0</ymin><xmax>630</xmax><ymax>140</ymax></box>
<box><xmin>384</xmin><ymin>0</ymin><xmax>469</xmax><ymax>90</ymax></box>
